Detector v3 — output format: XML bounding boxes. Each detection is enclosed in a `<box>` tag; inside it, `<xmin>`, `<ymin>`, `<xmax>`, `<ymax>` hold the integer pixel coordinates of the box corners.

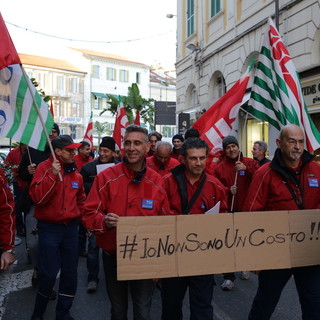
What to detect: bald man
<box><xmin>244</xmin><ymin>124</ymin><xmax>320</xmax><ymax>319</ymax></box>
<box><xmin>146</xmin><ymin>141</ymin><xmax>180</xmax><ymax>177</ymax></box>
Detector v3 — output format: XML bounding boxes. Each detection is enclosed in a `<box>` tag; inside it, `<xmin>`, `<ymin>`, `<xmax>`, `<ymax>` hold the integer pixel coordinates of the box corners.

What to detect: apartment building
<box><xmin>70</xmin><ymin>48</ymin><xmax>151</xmax><ymax>135</ymax></box>
<box><xmin>20</xmin><ymin>53</ymin><xmax>87</xmax><ymax>138</ymax></box>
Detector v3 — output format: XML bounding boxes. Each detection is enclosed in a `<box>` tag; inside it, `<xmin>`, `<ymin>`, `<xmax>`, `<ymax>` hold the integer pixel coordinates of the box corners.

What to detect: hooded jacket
<box><xmin>243</xmin><ymin>148</ymin><xmax>320</xmax><ymax>211</ymax></box>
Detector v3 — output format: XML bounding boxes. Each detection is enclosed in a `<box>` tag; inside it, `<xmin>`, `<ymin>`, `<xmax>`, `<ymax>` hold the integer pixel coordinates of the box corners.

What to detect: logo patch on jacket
<box><xmin>239</xmin><ymin>170</ymin><xmax>246</xmax><ymax>176</ymax></box>
<box><xmin>308</xmin><ymin>178</ymin><xmax>319</xmax><ymax>188</ymax></box>
<box><xmin>71</xmin><ymin>182</ymin><xmax>79</xmax><ymax>189</ymax></box>
<box><xmin>141</xmin><ymin>199</ymin><xmax>154</xmax><ymax>209</ymax></box>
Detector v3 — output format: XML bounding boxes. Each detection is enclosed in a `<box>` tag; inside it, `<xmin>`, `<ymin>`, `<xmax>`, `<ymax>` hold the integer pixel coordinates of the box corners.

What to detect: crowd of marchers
<box><xmin>0</xmin><ymin>122</ymin><xmax>320</xmax><ymax>320</ymax></box>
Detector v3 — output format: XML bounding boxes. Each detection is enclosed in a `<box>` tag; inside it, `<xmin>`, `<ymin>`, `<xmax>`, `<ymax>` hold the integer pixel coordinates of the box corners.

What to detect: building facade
<box><xmin>19</xmin><ymin>49</ymin><xmax>166</xmax><ymax>143</ymax></box>
<box><xmin>20</xmin><ymin>53</ymin><xmax>87</xmax><ymax>138</ymax></box>
<box><xmin>69</xmin><ymin>48</ymin><xmax>151</xmax><ymax>138</ymax></box>
<box><xmin>175</xmin><ymin>0</ymin><xmax>320</xmax><ymax>156</ymax></box>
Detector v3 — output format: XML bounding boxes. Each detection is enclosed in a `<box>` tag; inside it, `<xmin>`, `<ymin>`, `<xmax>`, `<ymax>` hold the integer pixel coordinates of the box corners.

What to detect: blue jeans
<box><xmin>32</xmin><ymin>220</ymin><xmax>79</xmax><ymax>320</ymax></box>
<box><xmin>78</xmin><ymin>223</ymin><xmax>87</xmax><ymax>254</ymax></box>
<box><xmin>87</xmin><ymin>234</ymin><xmax>100</xmax><ymax>283</ymax></box>
<box><xmin>248</xmin><ymin>266</ymin><xmax>320</xmax><ymax>320</ymax></box>
<box><xmin>161</xmin><ymin>275</ymin><xmax>215</xmax><ymax>320</ymax></box>
<box><xmin>102</xmin><ymin>252</ymin><xmax>154</xmax><ymax>320</ymax></box>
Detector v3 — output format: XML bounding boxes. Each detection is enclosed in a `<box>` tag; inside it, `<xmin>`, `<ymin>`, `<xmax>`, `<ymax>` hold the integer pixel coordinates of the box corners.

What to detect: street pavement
<box><xmin>1</xmin><ymin>237</ymin><xmax>302</xmax><ymax>320</ymax></box>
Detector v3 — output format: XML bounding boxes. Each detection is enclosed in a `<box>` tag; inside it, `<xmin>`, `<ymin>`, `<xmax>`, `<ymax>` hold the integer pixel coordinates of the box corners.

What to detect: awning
<box><xmin>92</xmin><ymin>92</ymin><xmax>108</xmax><ymax>98</ymax></box>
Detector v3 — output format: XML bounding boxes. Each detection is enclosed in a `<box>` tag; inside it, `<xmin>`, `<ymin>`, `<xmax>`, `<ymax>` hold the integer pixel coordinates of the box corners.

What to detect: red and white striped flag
<box><xmin>113</xmin><ymin>103</ymin><xmax>129</xmax><ymax>153</ymax></box>
<box><xmin>83</xmin><ymin>112</ymin><xmax>94</xmax><ymax>150</ymax></box>
<box><xmin>193</xmin><ymin>62</ymin><xmax>253</xmax><ymax>153</ymax></box>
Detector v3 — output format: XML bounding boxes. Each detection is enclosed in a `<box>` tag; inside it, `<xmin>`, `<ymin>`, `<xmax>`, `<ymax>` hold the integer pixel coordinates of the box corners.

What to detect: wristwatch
<box><xmin>4</xmin><ymin>249</ymin><xmax>15</xmax><ymax>253</ymax></box>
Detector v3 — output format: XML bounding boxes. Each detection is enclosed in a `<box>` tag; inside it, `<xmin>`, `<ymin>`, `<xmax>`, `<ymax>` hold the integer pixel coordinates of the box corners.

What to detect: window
<box><xmin>93</xmin><ymin>97</ymin><xmax>103</xmax><ymax>110</ymax></box>
<box><xmin>211</xmin><ymin>0</ymin><xmax>221</xmax><ymax>17</ymax></box>
<box><xmin>70</xmin><ymin>78</ymin><xmax>79</xmax><ymax>93</ymax></box>
<box><xmin>38</xmin><ymin>72</ymin><xmax>46</xmax><ymax>88</ymax></box>
<box><xmin>216</xmin><ymin>76</ymin><xmax>226</xmax><ymax>97</ymax></box>
<box><xmin>187</xmin><ymin>0</ymin><xmax>195</xmax><ymax>37</ymax></box>
<box><xmin>136</xmin><ymin>72</ymin><xmax>141</xmax><ymax>84</ymax></box>
<box><xmin>119</xmin><ymin>69</ymin><xmax>129</xmax><ymax>82</ymax></box>
<box><xmin>106</xmin><ymin>67</ymin><xmax>117</xmax><ymax>81</ymax></box>
<box><xmin>57</xmin><ymin>76</ymin><xmax>64</xmax><ymax>91</ymax></box>
<box><xmin>71</xmin><ymin>102</ymin><xmax>80</xmax><ymax>117</ymax></box>
<box><xmin>92</xmin><ymin>65</ymin><xmax>100</xmax><ymax>78</ymax></box>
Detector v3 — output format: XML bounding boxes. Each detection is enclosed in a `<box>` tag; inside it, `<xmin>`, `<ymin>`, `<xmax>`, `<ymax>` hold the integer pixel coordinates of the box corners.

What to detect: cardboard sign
<box><xmin>117</xmin><ymin>210</ymin><xmax>320</xmax><ymax>280</ymax></box>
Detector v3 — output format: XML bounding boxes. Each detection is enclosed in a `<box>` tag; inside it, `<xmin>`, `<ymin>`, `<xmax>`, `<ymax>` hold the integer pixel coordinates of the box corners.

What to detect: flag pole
<box><xmin>275</xmin><ymin>0</ymin><xmax>280</xmax><ymax>30</ymax></box>
<box><xmin>21</xmin><ymin>66</ymin><xmax>62</xmax><ymax>181</ymax></box>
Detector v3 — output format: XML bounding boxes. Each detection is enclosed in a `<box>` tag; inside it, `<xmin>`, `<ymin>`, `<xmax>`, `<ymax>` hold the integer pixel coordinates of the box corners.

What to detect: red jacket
<box><xmin>83</xmin><ymin>162</ymin><xmax>171</xmax><ymax>254</ymax></box>
<box><xmin>5</xmin><ymin>146</ymin><xmax>28</xmax><ymax>190</ymax></box>
<box><xmin>29</xmin><ymin>156</ymin><xmax>85</xmax><ymax>224</ymax></box>
<box><xmin>213</xmin><ymin>155</ymin><xmax>259</xmax><ymax>211</ymax></box>
<box><xmin>171</xmin><ymin>149</ymin><xmax>181</xmax><ymax>162</ymax></box>
<box><xmin>163</xmin><ymin>165</ymin><xmax>228</xmax><ymax>215</ymax></box>
<box><xmin>0</xmin><ymin>169</ymin><xmax>15</xmax><ymax>251</ymax></box>
<box><xmin>243</xmin><ymin>149</ymin><xmax>320</xmax><ymax>212</ymax></box>
<box><xmin>74</xmin><ymin>154</ymin><xmax>93</xmax><ymax>171</ymax></box>
<box><xmin>146</xmin><ymin>155</ymin><xmax>180</xmax><ymax>177</ymax></box>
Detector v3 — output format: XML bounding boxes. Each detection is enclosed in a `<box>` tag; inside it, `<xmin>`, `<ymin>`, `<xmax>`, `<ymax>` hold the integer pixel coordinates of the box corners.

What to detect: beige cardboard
<box><xmin>117</xmin><ymin>210</ymin><xmax>320</xmax><ymax>280</ymax></box>
<box><xmin>176</xmin><ymin>214</ymin><xmax>235</xmax><ymax>276</ymax></box>
<box><xmin>117</xmin><ymin>215</ymin><xmax>177</xmax><ymax>280</ymax></box>
<box><xmin>289</xmin><ymin>209</ymin><xmax>320</xmax><ymax>267</ymax></box>
<box><xmin>234</xmin><ymin>211</ymin><xmax>291</xmax><ymax>271</ymax></box>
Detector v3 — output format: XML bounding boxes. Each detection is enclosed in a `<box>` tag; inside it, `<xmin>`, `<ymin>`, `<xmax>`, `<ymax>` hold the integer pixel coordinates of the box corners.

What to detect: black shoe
<box><xmin>49</xmin><ymin>289</ymin><xmax>57</xmax><ymax>300</ymax></box>
<box><xmin>31</xmin><ymin>314</ymin><xmax>43</xmax><ymax>320</ymax></box>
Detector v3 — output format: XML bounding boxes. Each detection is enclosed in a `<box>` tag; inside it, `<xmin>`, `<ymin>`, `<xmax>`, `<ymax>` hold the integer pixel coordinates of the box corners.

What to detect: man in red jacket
<box><xmin>213</xmin><ymin>135</ymin><xmax>259</xmax><ymax>290</ymax></box>
<box><xmin>0</xmin><ymin>168</ymin><xmax>15</xmax><ymax>270</ymax></box>
<box><xmin>244</xmin><ymin>124</ymin><xmax>320</xmax><ymax>320</ymax></box>
<box><xmin>83</xmin><ymin>125</ymin><xmax>171</xmax><ymax>320</ymax></box>
<box><xmin>29</xmin><ymin>135</ymin><xmax>85</xmax><ymax>320</ymax></box>
<box><xmin>161</xmin><ymin>137</ymin><xmax>228</xmax><ymax>320</ymax></box>
<box><xmin>146</xmin><ymin>141</ymin><xmax>180</xmax><ymax>176</ymax></box>
<box><xmin>74</xmin><ymin>141</ymin><xmax>93</xmax><ymax>171</ymax></box>
<box><xmin>5</xmin><ymin>143</ymin><xmax>28</xmax><ymax>236</ymax></box>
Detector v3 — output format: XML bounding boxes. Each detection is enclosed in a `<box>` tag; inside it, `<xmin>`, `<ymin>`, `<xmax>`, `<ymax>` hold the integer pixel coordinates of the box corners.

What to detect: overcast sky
<box><xmin>1</xmin><ymin>0</ymin><xmax>177</xmax><ymax>69</ymax></box>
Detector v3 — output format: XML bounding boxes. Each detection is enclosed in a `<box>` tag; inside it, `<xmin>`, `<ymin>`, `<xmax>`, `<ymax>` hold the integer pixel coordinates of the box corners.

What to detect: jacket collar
<box><xmin>122</xmin><ymin>157</ymin><xmax>146</xmax><ymax>180</ymax></box>
<box><xmin>270</xmin><ymin>148</ymin><xmax>314</xmax><ymax>184</ymax></box>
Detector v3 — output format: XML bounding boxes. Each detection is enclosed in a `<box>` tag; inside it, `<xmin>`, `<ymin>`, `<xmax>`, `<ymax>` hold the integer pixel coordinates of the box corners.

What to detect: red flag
<box><xmin>83</xmin><ymin>112</ymin><xmax>94</xmax><ymax>150</ymax></box>
<box><xmin>134</xmin><ymin>110</ymin><xmax>140</xmax><ymax>125</ymax></box>
<box><xmin>50</xmin><ymin>99</ymin><xmax>54</xmax><ymax>117</ymax></box>
<box><xmin>113</xmin><ymin>103</ymin><xmax>129</xmax><ymax>153</ymax></box>
<box><xmin>193</xmin><ymin>65</ymin><xmax>252</xmax><ymax>153</ymax></box>
<box><xmin>0</xmin><ymin>13</ymin><xmax>21</xmax><ymax>69</ymax></box>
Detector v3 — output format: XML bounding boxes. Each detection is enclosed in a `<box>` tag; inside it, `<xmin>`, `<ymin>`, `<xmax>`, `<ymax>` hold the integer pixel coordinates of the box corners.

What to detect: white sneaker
<box><xmin>240</xmin><ymin>271</ymin><xmax>250</xmax><ymax>280</ymax></box>
<box><xmin>221</xmin><ymin>279</ymin><xmax>234</xmax><ymax>291</ymax></box>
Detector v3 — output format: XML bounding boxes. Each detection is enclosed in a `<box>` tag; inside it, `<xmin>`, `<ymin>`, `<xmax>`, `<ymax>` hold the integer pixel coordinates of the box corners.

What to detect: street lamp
<box><xmin>186</xmin><ymin>44</ymin><xmax>201</xmax><ymax>53</ymax></box>
<box><xmin>166</xmin><ymin>14</ymin><xmax>177</xmax><ymax>18</ymax></box>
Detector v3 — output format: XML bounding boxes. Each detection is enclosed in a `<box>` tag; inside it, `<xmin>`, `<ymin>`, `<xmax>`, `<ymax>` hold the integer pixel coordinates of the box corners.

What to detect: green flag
<box><xmin>247</xmin><ymin>17</ymin><xmax>320</xmax><ymax>152</ymax></box>
<box><xmin>0</xmin><ymin>64</ymin><xmax>54</xmax><ymax>151</ymax></box>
